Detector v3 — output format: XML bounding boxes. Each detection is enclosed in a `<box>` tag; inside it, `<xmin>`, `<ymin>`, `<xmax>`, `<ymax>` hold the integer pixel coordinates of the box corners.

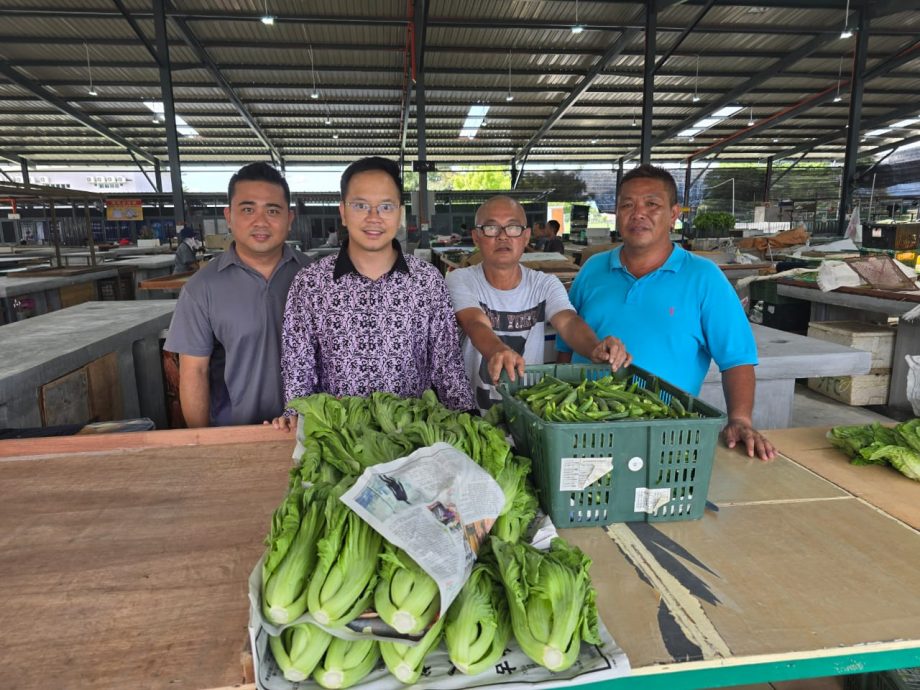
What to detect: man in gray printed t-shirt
<box><xmin>445</xmin><ymin>195</ymin><xmax>631</xmax><ymax>412</ymax></box>
<box><xmin>164</xmin><ymin>162</ymin><xmax>309</xmax><ymax>427</ymax></box>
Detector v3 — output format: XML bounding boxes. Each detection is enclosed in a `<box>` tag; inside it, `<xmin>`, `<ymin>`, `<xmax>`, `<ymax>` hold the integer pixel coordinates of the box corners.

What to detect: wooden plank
<box><xmin>0</xmin><ymin>438</ymin><xmax>293</xmax><ymax>690</ymax></box>
<box><xmin>58</xmin><ymin>280</ymin><xmax>97</xmax><ymax>308</ymax></box>
<box><xmin>39</xmin><ymin>366</ymin><xmax>90</xmax><ymax>426</ymax></box>
<box><xmin>86</xmin><ymin>351</ymin><xmax>123</xmax><ymax>422</ymax></box>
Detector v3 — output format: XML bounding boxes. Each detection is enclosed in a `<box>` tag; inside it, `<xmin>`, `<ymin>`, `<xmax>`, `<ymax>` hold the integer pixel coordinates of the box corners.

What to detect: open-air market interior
<box><xmin>1</xmin><ymin>2</ymin><xmax>920</xmax><ymax>690</ymax></box>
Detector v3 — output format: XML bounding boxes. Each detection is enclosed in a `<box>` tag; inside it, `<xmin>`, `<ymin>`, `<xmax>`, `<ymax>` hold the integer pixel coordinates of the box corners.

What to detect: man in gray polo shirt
<box><xmin>164</xmin><ymin>162</ymin><xmax>309</xmax><ymax>427</ymax></box>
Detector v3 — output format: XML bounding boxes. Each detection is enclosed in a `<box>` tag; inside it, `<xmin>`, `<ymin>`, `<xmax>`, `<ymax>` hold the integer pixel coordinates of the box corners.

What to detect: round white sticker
<box><xmin>628</xmin><ymin>456</ymin><xmax>644</xmax><ymax>472</ymax></box>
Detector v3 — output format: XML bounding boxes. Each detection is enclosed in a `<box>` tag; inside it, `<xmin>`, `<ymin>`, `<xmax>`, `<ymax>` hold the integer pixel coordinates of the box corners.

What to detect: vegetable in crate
<box><xmin>262</xmin><ymin>484</ymin><xmax>328</xmax><ymax>625</ymax></box>
<box><xmin>307</xmin><ymin>496</ymin><xmax>384</xmax><ymax>626</ymax></box>
<box><xmin>515</xmin><ymin>374</ymin><xmax>696</xmax><ymax>422</ymax></box>
<box><xmin>268</xmin><ymin>623</ymin><xmax>333</xmax><ymax>682</ymax></box>
<box><xmin>374</xmin><ymin>545</ymin><xmax>440</xmax><ymax>635</ymax></box>
<box><xmin>379</xmin><ymin>613</ymin><xmax>446</xmax><ymax>684</ymax></box>
<box><xmin>312</xmin><ymin>637</ymin><xmax>380</xmax><ymax>689</ymax></box>
<box><xmin>444</xmin><ymin>556</ymin><xmax>512</xmax><ymax>675</ymax></box>
<box><xmin>492</xmin><ymin>536</ymin><xmax>600</xmax><ymax>672</ymax></box>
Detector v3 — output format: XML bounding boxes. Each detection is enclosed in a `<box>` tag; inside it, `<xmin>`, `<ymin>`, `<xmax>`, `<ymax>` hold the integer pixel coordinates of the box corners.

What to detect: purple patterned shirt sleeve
<box><xmin>281</xmin><ymin>255</ymin><xmax>475</xmax><ymax>412</ymax></box>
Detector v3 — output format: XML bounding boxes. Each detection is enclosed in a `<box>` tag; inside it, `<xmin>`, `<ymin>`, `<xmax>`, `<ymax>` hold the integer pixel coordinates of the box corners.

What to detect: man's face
<box><xmin>616</xmin><ymin>177</ymin><xmax>680</xmax><ymax>253</ymax></box>
<box><xmin>339</xmin><ymin>170</ymin><xmax>401</xmax><ymax>253</ymax></box>
<box><xmin>472</xmin><ymin>198</ymin><xmax>531</xmax><ymax>268</ymax></box>
<box><xmin>223</xmin><ymin>180</ymin><xmax>293</xmax><ymax>259</ymax></box>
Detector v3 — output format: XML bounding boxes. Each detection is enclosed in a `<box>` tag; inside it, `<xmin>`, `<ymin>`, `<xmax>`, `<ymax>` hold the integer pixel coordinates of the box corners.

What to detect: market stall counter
<box><xmin>0</xmin><ymin>425</ymin><xmax>917</xmax><ymax>690</ymax></box>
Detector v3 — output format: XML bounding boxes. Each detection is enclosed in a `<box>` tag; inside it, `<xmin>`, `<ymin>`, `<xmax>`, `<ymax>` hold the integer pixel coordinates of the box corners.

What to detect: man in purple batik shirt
<box><xmin>271</xmin><ymin>157</ymin><xmax>475</xmax><ymax>430</ymax></box>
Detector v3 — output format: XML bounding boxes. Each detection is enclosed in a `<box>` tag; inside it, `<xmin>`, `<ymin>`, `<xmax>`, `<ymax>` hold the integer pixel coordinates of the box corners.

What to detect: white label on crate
<box><xmin>635</xmin><ymin>487</ymin><xmax>671</xmax><ymax>514</ymax></box>
<box><xmin>628</xmin><ymin>456</ymin><xmax>644</xmax><ymax>472</ymax></box>
<box><xmin>560</xmin><ymin>456</ymin><xmax>613</xmax><ymax>491</ymax></box>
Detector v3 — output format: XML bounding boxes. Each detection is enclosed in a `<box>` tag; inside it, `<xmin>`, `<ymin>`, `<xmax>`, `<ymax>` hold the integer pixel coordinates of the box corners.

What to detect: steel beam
<box><xmin>0</xmin><ymin>59</ymin><xmax>158</xmax><ymax>164</ymax></box>
<box><xmin>762</xmin><ymin>157</ymin><xmax>773</xmax><ymax>202</ymax></box>
<box><xmin>838</xmin><ymin>6</ymin><xmax>870</xmax><ymax>234</ymax></box>
<box><xmin>167</xmin><ymin>11</ymin><xmax>282</xmax><ymax>166</ymax></box>
<box><xmin>153</xmin><ymin>0</ymin><xmax>185</xmax><ymax>225</ymax></box>
<box><xmin>689</xmin><ymin>38</ymin><xmax>920</xmax><ymax>162</ymax></box>
<box><xmin>113</xmin><ymin>0</ymin><xmax>159</xmax><ymax>63</ymax></box>
<box><xmin>513</xmin><ymin>24</ymin><xmax>642</xmax><ymax>165</ymax></box>
<box><xmin>414</xmin><ymin>0</ymin><xmax>430</xmax><ymax>249</ymax></box>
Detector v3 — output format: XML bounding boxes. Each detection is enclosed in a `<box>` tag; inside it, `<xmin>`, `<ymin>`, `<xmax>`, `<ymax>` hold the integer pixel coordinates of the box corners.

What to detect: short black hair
<box><xmin>546</xmin><ymin>219</ymin><xmax>560</xmax><ymax>232</ymax></box>
<box><xmin>618</xmin><ymin>164</ymin><xmax>678</xmax><ymax>206</ymax></box>
<box><xmin>227</xmin><ymin>162</ymin><xmax>290</xmax><ymax>205</ymax></box>
<box><xmin>340</xmin><ymin>157</ymin><xmax>403</xmax><ymax>199</ymax></box>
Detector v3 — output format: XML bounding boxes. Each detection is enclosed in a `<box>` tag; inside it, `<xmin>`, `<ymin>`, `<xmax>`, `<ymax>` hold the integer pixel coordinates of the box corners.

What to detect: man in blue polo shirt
<box><xmin>557</xmin><ymin>164</ymin><xmax>775</xmax><ymax>461</ymax></box>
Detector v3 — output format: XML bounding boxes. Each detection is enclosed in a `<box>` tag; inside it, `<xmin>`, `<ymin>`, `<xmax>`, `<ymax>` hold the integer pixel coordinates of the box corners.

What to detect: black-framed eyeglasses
<box><xmin>345</xmin><ymin>201</ymin><xmax>400</xmax><ymax>216</ymax></box>
<box><xmin>475</xmin><ymin>223</ymin><xmax>526</xmax><ymax>237</ymax></box>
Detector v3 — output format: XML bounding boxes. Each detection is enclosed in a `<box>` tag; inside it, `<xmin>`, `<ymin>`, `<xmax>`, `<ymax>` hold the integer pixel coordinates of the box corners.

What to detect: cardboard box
<box><xmin>807</xmin><ymin>371</ymin><xmax>890</xmax><ymax>406</ymax></box>
<box><xmin>807</xmin><ymin>320</ymin><xmax>895</xmax><ymax>370</ymax></box>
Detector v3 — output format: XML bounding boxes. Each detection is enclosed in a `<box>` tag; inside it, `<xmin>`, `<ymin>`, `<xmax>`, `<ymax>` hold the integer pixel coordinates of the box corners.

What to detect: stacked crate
<box><xmin>807</xmin><ymin>320</ymin><xmax>896</xmax><ymax>405</ymax></box>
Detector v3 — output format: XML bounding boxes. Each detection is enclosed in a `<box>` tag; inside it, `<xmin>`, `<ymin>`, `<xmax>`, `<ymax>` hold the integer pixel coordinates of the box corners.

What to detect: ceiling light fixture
<box><xmin>571</xmin><ymin>0</ymin><xmax>585</xmax><ymax>33</ymax></box>
<box><xmin>747</xmin><ymin>106</ymin><xmax>755</xmax><ymax>127</ymax></box>
<box><xmin>505</xmin><ymin>49</ymin><xmax>514</xmax><ymax>101</ymax></box>
<box><xmin>692</xmin><ymin>54</ymin><xmax>701</xmax><ymax>102</ymax></box>
<box><xmin>591</xmin><ymin>138</ymin><xmax>598</xmax><ymax>144</ymax></box>
<box><xmin>332</xmin><ymin>132</ymin><xmax>339</xmax><ymax>139</ymax></box>
<box><xmin>261</xmin><ymin>0</ymin><xmax>274</xmax><ymax>25</ymax></box>
<box><xmin>324</xmin><ymin>115</ymin><xmax>332</xmax><ymax>126</ymax></box>
<box><xmin>840</xmin><ymin>0</ymin><xmax>852</xmax><ymax>38</ymax></box>
<box><xmin>309</xmin><ymin>46</ymin><xmax>319</xmax><ymax>99</ymax></box>
<box><xmin>833</xmin><ymin>56</ymin><xmax>844</xmax><ymax>102</ymax></box>
<box><xmin>631</xmin><ymin>107</ymin><xmax>637</xmax><ymax>127</ymax></box>
<box><xmin>84</xmin><ymin>42</ymin><xmax>97</xmax><ymax>96</ymax></box>
<box><xmin>773</xmin><ymin>138</ymin><xmax>779</xmax><ymax>143</ymax></box>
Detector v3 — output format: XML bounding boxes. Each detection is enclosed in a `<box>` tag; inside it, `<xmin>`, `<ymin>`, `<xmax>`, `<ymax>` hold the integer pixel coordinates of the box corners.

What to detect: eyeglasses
<box><xmin>475</xmin><ymin>224</ymin><xmax>526</xmax><ymax>237</ymax></box>
<box><xmin>345</xmin><ymin>201</ymin><xmax>399</xmax><ymax>216</ymax></box>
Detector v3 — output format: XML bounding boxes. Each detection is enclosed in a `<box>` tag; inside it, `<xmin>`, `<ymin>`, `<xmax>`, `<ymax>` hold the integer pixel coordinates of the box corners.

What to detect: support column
<box><xmin>639</xmin><ymin>0</ymin><xmax>656</xmax><ymax>165</ymax></box>
<box><xmin>414</xmin><ymin>0</ymin><xmax>430</xmax><ymax>249</ymax></box>
<box><xmin>837</xmin><ymin>5</ymin><xmax>870</xmax><ymax>234</ymax></box>
<box><xmin>763</xmin><ymin>157</ymin><xmax>773</xmax><ymax>203</ymax></box>
<box><xmin>153</xmin><ymin>0</ymin><xmax>185</xmax><ymax>227</ymax></box>
<box><xmin>20</xmin><ymin>159</ymin><xmax>29</xmax><ymax>186</ymax></box>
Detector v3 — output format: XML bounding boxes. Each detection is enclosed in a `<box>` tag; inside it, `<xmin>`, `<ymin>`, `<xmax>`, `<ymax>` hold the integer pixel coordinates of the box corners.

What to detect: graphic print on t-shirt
<box><xmin>476</xmin><ymin>300</ymin><xmax>545</xmax><ymax>410</ymax></box>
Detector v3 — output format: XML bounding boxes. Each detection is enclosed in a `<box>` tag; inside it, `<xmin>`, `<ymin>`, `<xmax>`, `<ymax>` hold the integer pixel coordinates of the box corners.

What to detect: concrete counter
<box><xmin>699</xmin><ymin>323</ymin><xmax>872</xmax><ymax>428</ymax></box>
<box><xmin>0</xmin><ymin>268</ymin><xmax>120</xmax><ymax>323</ymax></box>
<box><xmin>0</xmin><ymin>300</ymin><xmax>176</xmax><ymax>429</ymax></box>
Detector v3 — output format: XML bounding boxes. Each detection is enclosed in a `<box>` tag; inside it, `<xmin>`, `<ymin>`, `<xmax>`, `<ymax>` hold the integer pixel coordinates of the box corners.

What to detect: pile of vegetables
<box><xmin>828</xmin><ymin>419</ymin><xmax>920</xmax><ymax>481</ymax></box>
<box><xmin>515</xmin><ymin>374</ymin><xmax>699</xmax><ymax>422</ymax></box>
<box><xmin>258</xmin><ymin>390</ymin><xmax>600</xmax><ymax>688</ymax></box>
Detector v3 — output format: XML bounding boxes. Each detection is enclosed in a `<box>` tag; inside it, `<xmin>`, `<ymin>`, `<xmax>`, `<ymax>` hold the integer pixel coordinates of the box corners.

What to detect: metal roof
<box><xmin>0</xmin><ymin>0</ymin><xmax>917</xmax><ymax>170</ymax></box>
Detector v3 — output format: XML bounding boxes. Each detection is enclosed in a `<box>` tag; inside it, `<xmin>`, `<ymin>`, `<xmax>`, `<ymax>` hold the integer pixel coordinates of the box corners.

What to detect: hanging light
<box><xmin>571</xmin><ymin>0</ymin><xmax>585</xmax><ymax>33</ymax></box>
<box><xmin>834</xmin><ymin>55</ymin><xmax>844</xmax><ymax>102</ymax></box>
<box><xmin>324</xmin><ymin>115</ymin><xmax>332</xmax><ymax>126</ymax></box>
<box><xmin>692</xmin><ymin>54</ymin><xmax>701</xmax><ymax>102</ymax></box>
<box><xmin>84</xmin><ymin>43</ymin><xmax>97</xmax><ymax>96</ymax></box>
<box><xmin>840</xmin><ymin>0</ymin><xmax>852</xmax><ymax>38</ymax></box>
<box><xmin>261</xmin><ymin>0</ymin><xmax>274</xmax><ymax>25</ymax></box>
<box><xmin>505</xmin><ymin>49</ymin><xmax>514</xmax><ymax>101</ymax></box>
<box><xmin>591</xmin><ymin>138</ymin><xmax>598</xmax><ymax>144</ymax></box>
<box><xmin>631</xmin><ymin>107</ymin><xmax>637</xmax><ymax>127</ymax></box>
<box><xmin>747</xmin><ymin>106</ymin><xmax>755</xmax><ymax>127</ymax></box>
<box><xmin>309</xmin><ymin>46</ymin><xmax>319</xmax><ymax>99</ymax></box>
<box><xmin>332</xmin><ymin>132</ymin><xmax>339</xmax><ymax>140</ymax></box>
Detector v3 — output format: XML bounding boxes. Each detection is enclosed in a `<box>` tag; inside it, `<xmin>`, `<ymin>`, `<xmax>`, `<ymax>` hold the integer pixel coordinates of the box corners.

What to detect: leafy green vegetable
<box><xmin>307</xmin><ymin>496</ymin><xmax>383</xmax><ymax>627</ymax></box>
<box><xmin>268</xmin><ymin>623</ymin><xmax>333</xmax><ymax>682</ymax></box>
<box><xmin>312</xmin><ymin>637</ymin><xmax>380</xmax><ymax>689</ymax></box>
<box><xmin>829</xmin><ymin>420</ymin><xmax>920</xmax><ymax>481</ymax></box>
<box><xmin>374</xmin><ymin>545</ymin><xmax>440</xmax><ymax>635</ymax></box>
<box><xmin>491</xmin><ymin>456</ymin><xmax>539</xmax><ymax>543</ymax></box>
<box><xmin>379</xmin><ymin>614</ymin><xmax>446</xmax><ymax>684</ymax></box>
<box><xmin>492</xmin><ymin>537</ymin><xmax>599</xmax><ymax>672</ymax></box>
<box><xmin>445</xmin><ymin>555</ymin><xmax>511</xmax><ymax>675</ymax></box>
<box><xmin>262</xmin><ymin>484</ymin><xmax>328</xmax><ymax>625</ymax></box>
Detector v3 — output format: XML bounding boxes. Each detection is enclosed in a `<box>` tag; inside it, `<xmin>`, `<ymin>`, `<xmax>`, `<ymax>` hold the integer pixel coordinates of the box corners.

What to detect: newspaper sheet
<box><xmin>340</xmin><ymin>442</ymin><xmax>506</xmax><ymax>618</ymax></box>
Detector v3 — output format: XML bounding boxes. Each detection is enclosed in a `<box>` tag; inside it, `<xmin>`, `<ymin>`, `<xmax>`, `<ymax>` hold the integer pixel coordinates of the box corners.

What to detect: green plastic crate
<box><xmin>498</xmin><ymin>364</ymin><xmax>726</xmax><ymax>526</ymax></box>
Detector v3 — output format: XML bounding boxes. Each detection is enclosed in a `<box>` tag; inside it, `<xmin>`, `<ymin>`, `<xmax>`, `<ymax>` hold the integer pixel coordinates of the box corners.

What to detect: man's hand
<box><xmin>265</xmin><ymin>414</ymin><xmax>298</xmax><ymax>432</ymax></box>
<box><xmin>722</xmin><ymin>419</ymin><xmax>776</xmax><ymax>462</ymax></box>
<box><xmin>488</xmin><ymin>347</ymin><xmax>526</xmax><ymax>385</ymax></box>
<box><xmin>589</xmin><ymin>336</ymin><xmax>632</xmax><ymax>371</ymax></box>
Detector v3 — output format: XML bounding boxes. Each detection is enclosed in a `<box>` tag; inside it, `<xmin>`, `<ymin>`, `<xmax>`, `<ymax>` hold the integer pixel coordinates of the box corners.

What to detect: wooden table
<box><xmin>0</xmin><ymin>427</ymin><xmax>917</xmax><ymax>690</ymax></box>
<box><xmin>776</xmin><ymin>278</ymin><xmax>920</xmax><ymax>409</ymax></box>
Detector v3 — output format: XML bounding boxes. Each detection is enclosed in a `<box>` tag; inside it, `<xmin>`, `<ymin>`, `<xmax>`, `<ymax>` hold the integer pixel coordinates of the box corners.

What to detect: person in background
<box><xmin>273</xmin><ymin>156</ymin><xmax>474</xmax><ymax>430</ymax></box>
<box><xmin>556</xmin><ymin>163</ymin><xmax>775</xmax><ymax>461</ymax></box>
<box><xmin>164</xmin><ymin>162</ymin><xmax>309</xmax><ymax>427</ymax></box>
<box><xmin>531</xmin><ymin>221</ymin><xmax>547</xmax><ymax>250</ymax></box>
<box><xmin>173</xmin><ymin>226</ymin><xmax>200</xmax><ymax>274</ymax></box>
<box><xmin>446</xmin><ymin>195</ymin><xmax>631</xmax><ymax>412</ymax></box>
